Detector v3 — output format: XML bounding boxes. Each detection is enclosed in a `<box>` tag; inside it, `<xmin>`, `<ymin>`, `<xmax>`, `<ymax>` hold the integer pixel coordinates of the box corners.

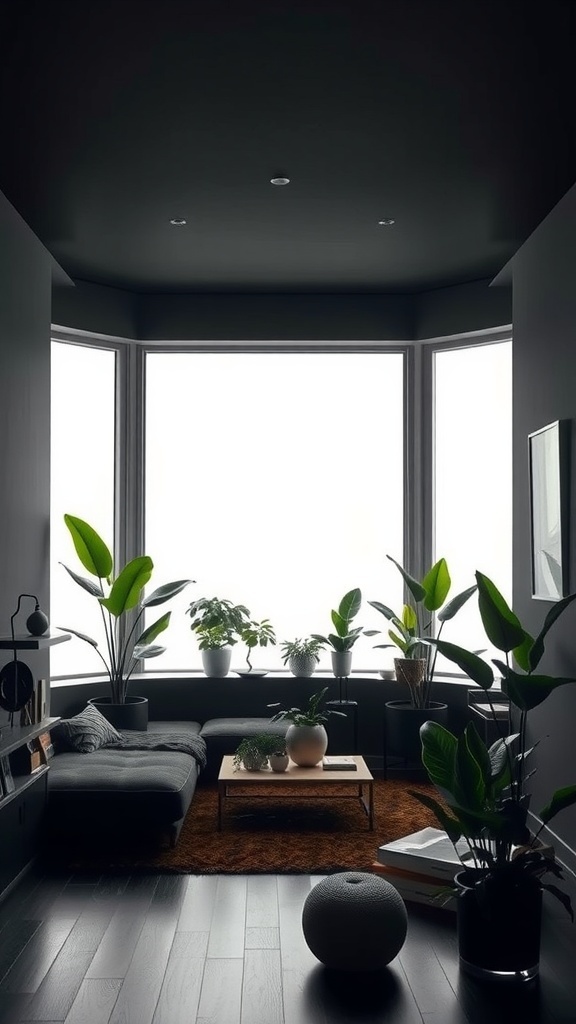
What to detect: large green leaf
<box><xmin>338</xmin><ymin>588</ymin><xmax>361</xmax><ymax>622</ymax></box>
<box><xmin>422</xmin><ymin>558</ymin><xmax>451</xmax><ymax>611</ymax></box>
<box><xmin>58</xmin><ymin>626</ymin><xmax>98</xmax><ymax>648</ymax></box>
<box><xmin>513</xmin><ymin>630</ymin><xmax>535</xmax><ymax>673</ymax></box>
<box><xmin>431</xmin><ymin>639</ymin><xmax>494</xmax><ymax>690</ymax></box>
<box><xmin>529</xmin><ymin>591</ymin><xmax>576</xmax><ymax>671</ymax></box>
<box><xmin>402</xmin><ymin>604</ymin><xmax>417</xmax><ymax>631</ymax></box>
<box><xmin>133</xmin><ymin>643</ymin><xmax>166</xmax><ymax>660</ymax></box>
<box><xmin>464</xmin><ymin>721</ymin><xmax>491</xmax><ymax>789</ymax></box>
<box><xmin>100</xmin><ymin>556</ymin><xmax>154</xmax><ymax>617</ymax></box>
<box><xmin>60</xmin><ymin>562</ymin><xmax>104</xmax><ymax>598</ymax></box>
<box><xmin>142</xmin><ymin>579</ymin><xmax>193</xmax><ymax>607</ymax></box>
<box><xmin>539</xmin><ymin>785</ymin><xmax>576</xmax><ymax>825</ymax></box>
<box><xmin>419</xmin><ymin>720</ymin><xmax>457</xmax><ymax>794</ymax></box>
<box><xmin>134</xmin><ymin>611</ymin><xmax>171</xmax><ymax>648</ymax></box>
<box><xmin>495</xmin><ymin>661</ymin><xmax>576</xmax><ymax>711</ymax></box>
<box><xmin>438</xmin><ymin>585</ymin><xmax>477</xmax><ymax>622</ymax></box>
<box><xmin>331</xmin><ymin>609</ymin><xmax>348</xmax><ymax>636</ymax></box>
<box><xmin>453</xmin><ymin>726</ymin><xmax>485</xmax><ymax>812</ymax></box>
<box><xmin>476</xmin><ymin>571</ymin><xmax>525</xmax><ymax>652</ymax></box>
<box><xmin>488</xmin><ymin>733</ymin><xmax>518</xmax><ymax>787</ymax></box>
<box><xmin>367</xmin><ymin>600</ymin><xmax>397</xmax><ymax>621</ymax></box>
<box><xmin>387</xmin><ymin>555</ymin><xmax>426</xmax><ymax>602</ymax></box>
<box><xmin>64</xmin><ymin>514</ymin><xmax>113</xmax><ymax>579</ymax></box>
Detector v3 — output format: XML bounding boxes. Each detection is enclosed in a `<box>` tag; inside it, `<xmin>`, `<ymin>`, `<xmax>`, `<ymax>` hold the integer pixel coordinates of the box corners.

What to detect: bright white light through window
<box><xmin>50</xmin><ymin>341</ymin><xmax>116</xmax><ymax>677</ymax></box>
<box><xmin>144</xmin><ymin>351</ymin><xmax>405</xmax><ymax>673</ymax></box>
<box><xmin>433</xmin><ymin>340</ymin><xmax>512</xmax><ymax>670</ymax></box>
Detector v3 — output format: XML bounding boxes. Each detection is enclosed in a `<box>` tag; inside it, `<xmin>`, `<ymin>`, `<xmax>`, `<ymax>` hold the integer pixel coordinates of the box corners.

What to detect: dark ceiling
<box><xmin>1</xmin><ymin>0</ymin><xmax>575</xmax><ymax>294</ymax></box>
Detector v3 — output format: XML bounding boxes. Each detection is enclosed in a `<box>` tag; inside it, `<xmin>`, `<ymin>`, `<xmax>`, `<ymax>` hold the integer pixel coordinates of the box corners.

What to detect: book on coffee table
<box><xmin>322</xmin><ymin>756</ymin><xmax>357</xmax><ymax>771</ymax></box>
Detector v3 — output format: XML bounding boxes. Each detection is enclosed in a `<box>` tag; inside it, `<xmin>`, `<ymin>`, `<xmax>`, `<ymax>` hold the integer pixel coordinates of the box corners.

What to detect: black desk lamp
<box><xmin>0</xmin><ymin>594</ymin><xmax>49</xmax><ymax>723</ymax></box>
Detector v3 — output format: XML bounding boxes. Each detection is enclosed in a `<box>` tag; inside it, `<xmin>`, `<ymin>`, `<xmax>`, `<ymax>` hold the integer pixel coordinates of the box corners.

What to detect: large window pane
<box><xmin>50</xmin><ymin>341</ymin><xmax>116</xmax><ymax>677</ymax></box>
<box><xmin>433</xmin><ymin>340</ymin><xmax>512</xmax><ymax>668</ymax></box>
<box><xmin>144</xmin><ymin>351</ymin><xmax>405</xmax><ymax>673</ymax></box>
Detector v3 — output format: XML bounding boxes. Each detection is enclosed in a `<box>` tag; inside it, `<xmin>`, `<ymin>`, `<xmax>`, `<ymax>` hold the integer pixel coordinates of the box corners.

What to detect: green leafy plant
<box><xmin>365</xmin><ymin>555</ymin><xmax>477</xmax><ymax>707</ymax></box>
<box><xmin>232</xmin><ymin>733</ymin><xmax>283</xmax><ymax>772</ymax></box>
<box><xmin>185</xmin><ymin>596</ymin><xmax>251</xmax><ymax>650</ymax></box>
<box><xmin>412</xmin><ymin>570</ymin><xmax>576</xmax><ymax>916</ymax></box>
<box><xmin>59</xmin><ymin>514</ymin><xmax>193</xmax><ymax>704</ymax></box>
<box><xmin>268</xmin><ymin>687</ymin><xmax>347</xmax><ymax>726</ymax></box>
<box><xmin>312</xmin><ymin>588</ymin><xmax>363</xmax><ymax>653</ymax></box>
<box><xmin>280</xmin><ymin>637</ymin><xmax>325</xmax><ymax>665</ymax></box>
<box><xmin>239</xmin><ymin>618</ymin><xmax>276</xmax><ymax>671</ymax></box>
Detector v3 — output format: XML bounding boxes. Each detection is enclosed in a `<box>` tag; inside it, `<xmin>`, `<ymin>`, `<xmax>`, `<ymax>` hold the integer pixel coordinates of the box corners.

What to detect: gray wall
<box><xmin>510</xmin><ymin>182</ymin><xmax>576</xmax><ymax>867</ymax></box>
<box><xmin>0</xmin><ymin>193</ymin><xmax>54</xmax><ymax>726</ymax></box>
<box><xmin>53</xmin><ymin>277</ymin><xmax>512</xmax><ymax>344</ymax></box>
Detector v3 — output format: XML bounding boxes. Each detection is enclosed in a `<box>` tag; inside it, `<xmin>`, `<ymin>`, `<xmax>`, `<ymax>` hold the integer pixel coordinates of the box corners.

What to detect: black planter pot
<box><xmin>455</xmin><ymin>869</ymin><xmax>542</xmax><ymax>982</ymax></box>
<box><xmin>88</xmin><ymin>695</ymin><xmax>149</xmax><ymax>731</ymax></box>
<box><xmin>384</xmin><ymin>700</ymin><xmax>448</xmax><ymax>761</ymax></box>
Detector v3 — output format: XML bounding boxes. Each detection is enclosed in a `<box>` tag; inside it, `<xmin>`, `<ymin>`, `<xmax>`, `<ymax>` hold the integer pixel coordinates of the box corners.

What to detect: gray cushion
<box><xmin>52</xmin><ymin>703</ymin><xmax>122</xmax><ymax>753</ymax></box>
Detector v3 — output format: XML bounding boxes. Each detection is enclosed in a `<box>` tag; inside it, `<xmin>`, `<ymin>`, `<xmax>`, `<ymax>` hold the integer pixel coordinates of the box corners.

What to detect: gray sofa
<box><xmin>47</xmin><ymin>715</ymin><xmax>288</xmax><ymax>845</ymax></box>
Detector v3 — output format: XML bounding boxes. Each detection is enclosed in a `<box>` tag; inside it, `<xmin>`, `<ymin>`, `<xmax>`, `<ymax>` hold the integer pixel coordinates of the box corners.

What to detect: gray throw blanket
<box><xmin>105</xmin><ymin>730</ymin><xmax>207</xmax><ymax>770</ymax></box>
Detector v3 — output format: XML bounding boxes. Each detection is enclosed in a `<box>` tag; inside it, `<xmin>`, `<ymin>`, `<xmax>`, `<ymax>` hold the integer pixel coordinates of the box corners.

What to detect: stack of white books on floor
<box><xmin>372</xmin><ymin>827</ymin><xmax>474</xmax><ymax>911</ymax></box>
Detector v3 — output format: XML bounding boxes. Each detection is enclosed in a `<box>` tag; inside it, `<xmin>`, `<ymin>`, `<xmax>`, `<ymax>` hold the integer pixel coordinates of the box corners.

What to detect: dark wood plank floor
<box><xmin>0</xmin><ymin>867</ymin><xmax>575</xmax><ymax>1024</ymax></box>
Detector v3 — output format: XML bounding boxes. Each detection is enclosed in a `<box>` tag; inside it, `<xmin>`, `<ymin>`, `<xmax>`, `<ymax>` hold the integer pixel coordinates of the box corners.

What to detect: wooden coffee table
<box><xmin>217</xmin><ymin>755</ymin><xmax>374</xmax><ymax>831</ymax></box>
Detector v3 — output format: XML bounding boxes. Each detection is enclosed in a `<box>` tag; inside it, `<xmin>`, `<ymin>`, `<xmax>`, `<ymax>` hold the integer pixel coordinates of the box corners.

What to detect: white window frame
<box><xmin>50</xmin><ymin>328</ymin><xmax>512</xmax><ymax>679</ymax></box>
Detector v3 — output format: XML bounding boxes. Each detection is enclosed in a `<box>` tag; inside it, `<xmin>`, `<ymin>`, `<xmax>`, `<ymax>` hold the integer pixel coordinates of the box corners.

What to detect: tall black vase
<box><xmin>455</xmin><ymin>870</ymin><xmax>542</xmax><ymax>982</ymax></box>
<box><xmin>384</xmin><ymin>700</ymin><xmax>448</xmax><ymax>762</ymax></box>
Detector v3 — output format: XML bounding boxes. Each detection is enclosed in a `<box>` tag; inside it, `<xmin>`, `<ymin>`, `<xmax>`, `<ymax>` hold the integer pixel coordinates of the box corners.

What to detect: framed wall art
<box><xmin>528</xmin><ymin>419</ymin><xmax>570</xmax><ymax>601</ymax></box>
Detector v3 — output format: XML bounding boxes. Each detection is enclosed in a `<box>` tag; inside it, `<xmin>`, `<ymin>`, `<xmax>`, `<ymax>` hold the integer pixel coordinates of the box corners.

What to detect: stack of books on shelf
<box><xmin>373</xmin><ymin>827</ymin><xmax>473</xmax><ymax>911</ymax></box>
<box><xmin>19</xmin><ymin>679</ymin><xmax>48</xmax><ymax>727</ymax></box>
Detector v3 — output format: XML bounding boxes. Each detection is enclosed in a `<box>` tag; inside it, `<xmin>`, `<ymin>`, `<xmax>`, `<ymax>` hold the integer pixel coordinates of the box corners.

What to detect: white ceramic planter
<box><xmin>201</xmin><ymin>646</ymin><xmax>232</xmax><ymax>678</ymax></box>
<box><xmin>285</xmin><ymin>724</ymin><xmax>328</xmax><ymax>767</ymax></box>
<box><xmin>331</xmin><ymin>651</ymin><xmax>352</xmax><ymax>677</ymax></box>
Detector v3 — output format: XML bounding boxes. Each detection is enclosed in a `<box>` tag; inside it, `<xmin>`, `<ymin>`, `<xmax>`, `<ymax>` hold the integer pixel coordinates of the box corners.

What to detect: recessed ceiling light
<box><xmin>270</xmin><ymin>177</ymin><xmax>290</xmax><ymax>186</ymax></box>
<box><xmin>378</xmin><ymin>218</ymin><xmax>395</xmax><ymax>226</ymax></box>
<box><xmin>170</xmin><ymin>218</ymin><xmax>187</xmax><ymax>226</ymax></box>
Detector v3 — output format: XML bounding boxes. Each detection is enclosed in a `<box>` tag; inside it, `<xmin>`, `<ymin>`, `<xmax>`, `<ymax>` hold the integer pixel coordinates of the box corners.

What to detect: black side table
<box><xmin>326</xmin><ymin>699</ymin><xmax>359</xmax><ymax>754</ymax></box>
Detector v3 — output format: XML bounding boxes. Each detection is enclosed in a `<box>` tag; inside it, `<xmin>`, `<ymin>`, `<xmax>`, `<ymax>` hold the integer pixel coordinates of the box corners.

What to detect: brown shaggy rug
<box><xmin>45</xmin><ymin>778</ymin><xmax>441</xmax><ymax>875</ymax></box>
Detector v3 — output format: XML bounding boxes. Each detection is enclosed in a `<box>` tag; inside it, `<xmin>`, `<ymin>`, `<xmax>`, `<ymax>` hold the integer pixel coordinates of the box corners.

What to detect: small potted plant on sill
<box><xmin>237</xmin><ymin>617</ymin><xmax>276</xmax><ymax>676</ymax></box>
<box><xmin>268</xmin><ymin>686</ymin><xmax>346</xmax><ymax>766</ymax></box>
<box><xmin>59</xmin><ymin>514</ymin><xmax>193</xmax><ymax>730</ymax></box>
<box><xmin>365</xmin><ymin>556</ymin><xmax>476</xmax><ymax>761</ymax></box>
<box><xmin>233</xmin><ymin>733</ymin><xmax>283</xmax><ymax>772</ymax></box>
<box><xmin>412</xmin><ymin>570</ymin><xmax>576</xmax><ymax>981</ymax></box>
<box><xmin>185</xmin><ymin>596</ymin><xmax>251</xmax><ymax>677</ymax></box>
<box><xmin>311</xmin><ymin>588</ymin><xmax>363</xmax><ymax>678</ymax></box>
<box><xmin>280</xmin><ymin>637</ymin><xmax>325</xmax><ymax>678</ymax></box>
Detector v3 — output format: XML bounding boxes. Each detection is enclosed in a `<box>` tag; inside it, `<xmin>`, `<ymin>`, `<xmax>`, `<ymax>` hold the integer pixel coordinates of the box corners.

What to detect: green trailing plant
<box><xmin>268</xmin><ymin>687</ymin><xmax>347</xmax><ymax>726</ymax></box>
<box><xmin>365</xmin><ymin>555</ymin><xmax>477</xmax><ymax>708</ymax></box>
<box><xmin>232</xmin><ymin>733</ymin><xmax>282</xmax><ymax>772</ymax></box>
<box><xmin>411</xmin><ymin>570</ymin><xmax>576</xmax><ymax>917</ymax></box>
<box><xmin>239</xmin><ymin>618</ymin><xmax>276</xmax><ymax>671</ymax></box>
<box><xmin>312</xmin><ymin>588</ymin><xmax>363</xmax><ymax>653</ymax></box>
<box><xmin>280</xmin><ymin>637</ymin><xmax>325</xmax><ymax>665</ymax></box>
<box><xmin>185</xmin><ymin>596</ymin><xmax>251</xmax><ymax>650</ymax></box>
<box><xmin>59</xmin><ymin>514</ymin><xmax>193</xmax><ymax>704</ymax></box>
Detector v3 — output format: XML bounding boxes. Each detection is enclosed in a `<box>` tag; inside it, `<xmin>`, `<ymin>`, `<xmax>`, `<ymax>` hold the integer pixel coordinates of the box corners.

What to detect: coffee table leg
<box><xmin>368</xmin><ymin>780</ymin><xmax>374</xmax><ymax>830</ymax></box>
<box><xmin>218</xmin><ymin>781</ymin><xmax>224</xmax><ymax>830</ymax></box>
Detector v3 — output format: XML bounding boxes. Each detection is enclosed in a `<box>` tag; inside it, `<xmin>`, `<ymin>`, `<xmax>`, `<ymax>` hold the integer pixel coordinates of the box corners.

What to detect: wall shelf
<box><xmin>0</xmin><ymin>634</ymin><xmax>70</xmax><ymax>651</ymax></box>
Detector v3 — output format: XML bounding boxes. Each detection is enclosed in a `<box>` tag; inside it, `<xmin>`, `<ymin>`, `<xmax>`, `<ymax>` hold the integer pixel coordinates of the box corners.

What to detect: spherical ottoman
<box><xmin>302</xmin><ymin>872</ymin><xmax>408</xmax><ymax>972</ymax></box>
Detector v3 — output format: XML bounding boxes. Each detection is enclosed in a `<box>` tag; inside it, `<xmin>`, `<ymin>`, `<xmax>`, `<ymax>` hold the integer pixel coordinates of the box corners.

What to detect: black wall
<box><xmin>0</xmin><ymin>193</ymin><xmax>53</xmax><ymax>727</ymax></box>
<box><xmin>511</xmin><ymin>183</ymin><xmax>576</xmax><ymax>868</ymax></box>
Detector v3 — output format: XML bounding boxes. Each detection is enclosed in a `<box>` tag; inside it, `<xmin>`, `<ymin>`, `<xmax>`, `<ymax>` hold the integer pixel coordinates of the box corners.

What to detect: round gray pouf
<box><xmin>302</xmin><ymin>872</ymin><xmax>408</xmax><ymax>972</ymax></box>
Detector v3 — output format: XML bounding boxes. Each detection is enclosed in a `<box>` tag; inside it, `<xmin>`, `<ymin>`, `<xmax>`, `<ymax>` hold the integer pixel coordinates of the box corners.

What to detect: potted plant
<box><xmin>280</xmin><ymin>637</ymin><xmax>325</xmax><ymax>678</ymax></box>
<box><xmin>59</xmin><ymin>514</ymin><xmax>193</xmax><ymax>729</ymax></box>
<box><xmin>311</xmin><ymin>588</ymin><xmax>363</xmax><ymax>678</ymax></box>
<box><xmin>268</xmin><ymin>686</ymin><xmax>346</xmax><ymax>766</ymax></box>
<box><xmin>232</xmin><ymin>733</ymin><xmax>283</xmax><ymax>772</ymax></box>
<box><xmin>185</xmin><ymin>596</ymin><xmax>251</xmax><ymax>677</ymax></box>
<box><xmin>412</xmin><ymin>570</ymin><xmax>576</xmax><ymax>981</ymax></box>
<box><xmin>365</xmin><ymin>556</ymin><xmax>476</xmax><ymax>761</ymax></box>
<box><xmin>237</xmin><ymin>617</ymin><xmax>276</xmax><ymax>675</ymax></box>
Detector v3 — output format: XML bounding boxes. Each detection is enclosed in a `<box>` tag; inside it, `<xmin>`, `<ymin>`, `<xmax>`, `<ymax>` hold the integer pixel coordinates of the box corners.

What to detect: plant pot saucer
<box><xmin>234</xmin><ymin>669</ymin><xmax>268</xmax><ymax>678</ymax></box>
